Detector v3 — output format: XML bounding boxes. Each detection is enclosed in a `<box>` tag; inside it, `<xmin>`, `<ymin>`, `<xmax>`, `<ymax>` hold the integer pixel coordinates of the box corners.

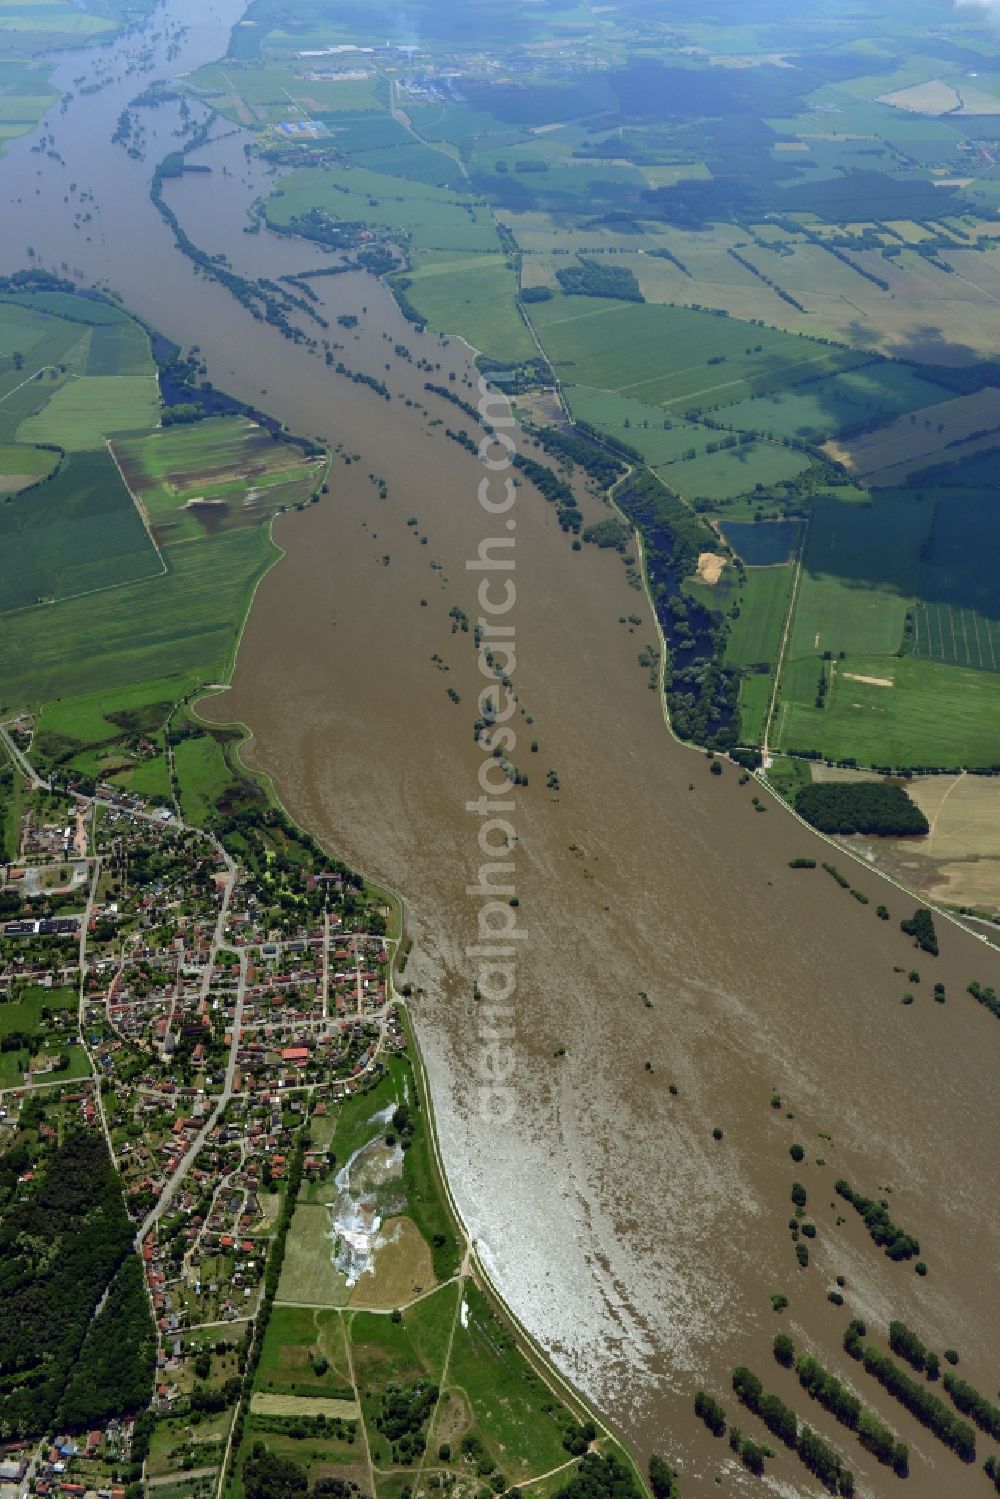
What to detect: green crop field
<box><xmin>736</xmin><ymin>669</ymin><xmax>773</xmax><ymax>744</ymax></box>
<box><xmin>774</xmin><ymin>654</ymin><xmax>1000</xmax><ymax>767</ymax></box>
<box><xmin>85</xmin><ymin>320</ymin><xmax>152</xmax><ymax>376</ymax></box>
<box><xmin>563</xmin><ymin>386</ymin><xmax>707</xmax><ymax>466</ymax></box>
<box><xmin>0</xmin><ymin>525</ymin><xmax>279</xmax><ymax>710</ymax></box>
<box><xmin>17</xmin><ymin>374</ymin><xmax>160</xmax><ymax>449</ymax></box>
<box><xmin>784</xmin><ymin>495</ymin><xmax>932</xmax><ymax>663</ymax></box>
<box><xmin>395</xmin><ymin>251</ymin><xmax>534</xmax><ymax>363</ymax></box>
<box><xmin>0</xmin><ymin>450</ymin><xmax>161</xmax><ymax>613</ymax></box>
<box><xmin>725</xmin><ymin>565</ymin><xmax>793</xmax><ymax>669</ymax></box>
<box><xmin>716</xmin><ymin>363</ymin><xmax>951</xmax><ymax>442</ymax></box>
<box><xmin>529</xmin><ymin>297</ymin><xmax>866</xmax><ymax>414</ymax></box>
<box><xmin>659</xmin><ymin>439</ymin><xmax>809</xmax><ymax>502</ymax></box>
<box><xmin>912</xmin><ymin>601</ymin><xmax>1000</xmax><ymax>672</ymax></box>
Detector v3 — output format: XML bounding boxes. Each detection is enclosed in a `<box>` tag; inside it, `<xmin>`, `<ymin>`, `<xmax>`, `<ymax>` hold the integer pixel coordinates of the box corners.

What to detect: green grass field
<box><xmin>736</xmin><ymin>669</ymin><xmax>773</xmax><ymax>744</ymax></box>
<box><xmin>529</xmin><ymin>298</ymin><xmax>867</xmax><ymax>413</ymax></box>
<box><xmin>396</xmin><ymin>251</ymin><xmax>534</xmax><ymax>363</ymax></box>
<box><xmin>444</xmin><ymin>1282</ymin><xmax>571</xmax><ymax>1479</ymax></box>
<box><xmin>774</xmin><ymin>653</ymin><xmax>1000</xmax><ymax>766</ymax></box>
<box><xmin>173</xmin><ymin>732</ymin><xmax>243</xmax><ymax>825</ymax></box>
<box><xmin>257</xmin><ymin>1306</ymin><xmax>353</xmax><ymax>1398</ymax></box>
<box><xmin>17</xmin><ymin>374</ymin><xmax>160</xmax><ymax>449</ymax></box>
<box><xmin>0</xmin><ymin>450</ymin><xmax>161</xmax><ymax>612</ymax></box>
<box><xmin>0</xmin><ymin>983</ymin><xmax>75</xmax><ymax>1037</ymax></box>
<box><xmin>350</xmin><ymin>1301</ymin><xmax>447</xmax><ymax>1467</ymax></box>
<box><xmin>34</xmin><ymin>674</ymin><xmax>195</xmax><ymax>753</ymax></box>
<box><xmin>0</xmin><ymin>525</ymin><xmax>279</xmax><ymax>710</ymax></box>
<box><xmin>725</xmin><ymin>565</ymin><xmax>793</xmax><ymax>669</ymax></box>
<box><xmin>0</xmin><ymin>441</ymin><xmax>58</xmax><ymax>487</ymax></box>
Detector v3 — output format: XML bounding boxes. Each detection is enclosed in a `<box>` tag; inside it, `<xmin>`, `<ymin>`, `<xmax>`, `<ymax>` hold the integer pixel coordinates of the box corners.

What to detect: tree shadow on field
<box><xmin>742</xmin><ymin>322</ymin><xmax>1000</xmax><ymax>625</ymax></box>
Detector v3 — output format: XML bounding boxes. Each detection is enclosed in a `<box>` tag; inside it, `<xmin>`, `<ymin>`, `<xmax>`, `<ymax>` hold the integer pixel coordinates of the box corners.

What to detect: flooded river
<box><xmin>3</xmin><ymin>7</ymin><xmax>1000</xmax><ymax>1492</ymax></box>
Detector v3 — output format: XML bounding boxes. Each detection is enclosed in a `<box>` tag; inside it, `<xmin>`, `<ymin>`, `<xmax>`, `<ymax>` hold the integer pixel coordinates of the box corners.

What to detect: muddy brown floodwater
<box><xmin>2</xmin><ymin>4</ymin><xmax>999</xmax><ymax>1492</ymax></box>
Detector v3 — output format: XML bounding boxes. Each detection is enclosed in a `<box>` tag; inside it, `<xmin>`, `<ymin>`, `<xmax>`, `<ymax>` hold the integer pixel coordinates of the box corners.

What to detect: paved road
<box><xmin>134</xmin><ymin>941</ymin><xmax>246</xmax><ymax>1247</ymax></box>
<box><xmin>0</xmin><ymin>721</ymin><xmax>47</xmax><ymax>789</ymax></box>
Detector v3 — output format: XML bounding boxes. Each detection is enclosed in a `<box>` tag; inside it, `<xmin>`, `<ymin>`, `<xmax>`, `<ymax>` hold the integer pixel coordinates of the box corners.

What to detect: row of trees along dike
<box><xmin>843</xmin><ymin>1321</ymin><xmax>976</xmax><ymax>1461</ymax></box>
<box><xmin>774</xmin><ymin>1337</ymin><xmax>908</xmax><ymax>1475</ymax></box>
<box><xmin>794</xmin><ymin>781</ymin><xmax>929</xmax><ymax>836</ymax></box>
<box><xmin>614</xmin><ymin>469</ymin><xmax>740</xmax><ymax>749</ymax></box>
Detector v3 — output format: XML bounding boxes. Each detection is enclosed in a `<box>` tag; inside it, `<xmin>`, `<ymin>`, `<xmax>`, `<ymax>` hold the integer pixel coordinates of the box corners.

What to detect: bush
<box><xmin>900</xmin><ymin>907</ymin><xmax>938</xmax><ymax>955</ymax></box>
<box><xmin>789</xmin><ymin>1143</ymin><xmax>804</xmax><ymax>1162</ymax></box>
<box><xmin>835</xmin><ymin>1179</ymin><xmax>920</xmax><ymax>1261</ymax></box>
<box><xmin>773</xmin><ymin>1334</ymin><xmax>795</xmax><ymax>1368</ymax></box>
<box><xmin>648</xmin><ymin>1454</ymin><xmax>679</xmax><ymax>1499</ymax></box>
<box><xmin>694</xmin><ymin>1390</ymin><xmax>727</xmax><ymax>1436</ymax></box>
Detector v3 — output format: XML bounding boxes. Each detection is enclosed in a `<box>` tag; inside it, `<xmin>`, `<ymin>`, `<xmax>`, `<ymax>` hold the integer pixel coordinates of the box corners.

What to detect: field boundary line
<box><xmin>105</xmin><ymin>434</ymin><xmax>168</xmax><ymax>578</ymax></box>
<box><xmin>762</xmin><ymin>516</ymin><xmax>808</xmax><ymax>759</ymax></box>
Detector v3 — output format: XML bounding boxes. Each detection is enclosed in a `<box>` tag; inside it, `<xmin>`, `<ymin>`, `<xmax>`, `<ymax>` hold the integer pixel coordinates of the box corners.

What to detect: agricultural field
<box><xmin>784</xmin><ymin>494</ymin><xmax>931</xmax><ymax>664</ymax></box>
<box><xmin>0</xmin><ymin>58</ymin><xmax>57</xmax><ymax>156</ymax></box>
<box><xmin>265</xmin><ymin>164</ymin><xmax>495</xmax><ymax>253</ymax></box>
<box><xmin>0</xmin><ymin>300</ymin><xmax>90</xmax><ymax>402</ymax></box>
<box><xmin>716</xmin><ymin>364</ymin><xmax>952</xmax><ymax>443</ymax></box>
<box><xmin>0</xmin><ymin>450</ymin><xmax>161</xmax><ymax>613</ymax></box>
<box><xmin>16</xmin><ymin>374</ymin><xmax>160</xmax><ymax>449</ymax></box>
<box><xmin>0</xmin><ymin>0</ymin><xmax>148</xmax><ymax>52</ymax></box>
<box><xmin>874</xmin><ymin>773</ymin><xmax>1000</xmax><ymax>912</ymax></box>
<box><xmin>912</xmin><ymin>601</ymin><xmax>1000</xmax><ymax>673</ymax></box>
<box><xmin>824</xmin><ymin>387</ymin><xmax>1000</xmax><ymax>486</ymax></box>
<box><xmin>724</xmin><ymin>564</ymin><xmax>794</xmax><ymax>670</ymax></box>
<box><xmin>657</xmin><ymin>438</ymin><xmax>809</xmax><ymax>503</ymax></box>
<box><xmin>183</xmin><ymin>58</ymin><xmax>384</xmax><ymax>129</ymax></box>
<box><xmin>0</xmin><ymin>440</ymin><xmax>57</xmax><ymax>491</ymax></box>
<box><xmin>393</xmin><ymin>252</ymin><xmax>534</xmax><ymax>364</ymax></box>
<box><xmin>529</xmin><ymin>297</ymin><xmax>866</xmax><ymax>415</ymax></box>
<box><xmin>111</xmin><ymin>418</ymin><xmax>325</xmax><ymax>542</ymax></box>
<box><xmin>0</xmin><ymin>524</ymin><xmax>279</xmax><ymax>709</ymax></box>
<box><xmin>774</xmin><ymin>653</ymin><xmax>1000</xmax><ymax>767</ymax></box>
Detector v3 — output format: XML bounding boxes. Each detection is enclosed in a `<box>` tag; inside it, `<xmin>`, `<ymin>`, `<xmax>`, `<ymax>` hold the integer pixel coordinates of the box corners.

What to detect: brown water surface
<box><xmin>1</xmin><ymin>11</ymin><xmax>999</xmax><ymax>1493</ymax></box>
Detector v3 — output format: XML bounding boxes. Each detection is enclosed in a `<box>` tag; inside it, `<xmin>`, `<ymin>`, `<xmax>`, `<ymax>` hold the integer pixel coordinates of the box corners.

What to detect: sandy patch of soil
<box><xmin>696</xmin><ymin>551</ymin><xmax>726</xmax><ymax>584</ymax></box>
